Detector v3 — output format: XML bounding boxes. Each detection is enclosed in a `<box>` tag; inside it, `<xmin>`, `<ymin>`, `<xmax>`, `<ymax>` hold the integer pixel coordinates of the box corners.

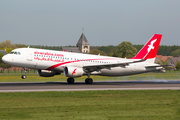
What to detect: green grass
<box><xmin>0</xmin><ymin>71</ymin><xmax>180</xmax><ymax>82</ymax></box>
<box><xmin>0</xmin><ymin>90</ymin><xmax>180</xmax><ymax>120</ymax></box>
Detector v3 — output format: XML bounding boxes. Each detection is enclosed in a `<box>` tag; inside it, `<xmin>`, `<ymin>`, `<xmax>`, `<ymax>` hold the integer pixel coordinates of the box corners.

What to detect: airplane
<box><xmin>2</xmin><ymin>34</ymin><xmax>163</xmax><ymax>84</ymax></box>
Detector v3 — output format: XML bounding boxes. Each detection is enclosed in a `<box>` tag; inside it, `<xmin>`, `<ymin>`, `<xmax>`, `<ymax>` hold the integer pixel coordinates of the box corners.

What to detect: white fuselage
<box><xmin>2</xmin><ymin>48</ymin><xmax>162</xmax><ymax>77</ymax></box>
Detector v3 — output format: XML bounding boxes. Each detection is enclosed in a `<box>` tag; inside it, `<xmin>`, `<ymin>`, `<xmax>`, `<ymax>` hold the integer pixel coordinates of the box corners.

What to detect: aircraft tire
<box><xmin>67</xmin><ymin>78</ymin><xmax>75</xmax><ymax>84</ymax></box>
<box><xmin>85</xmin><ymin>78</ymin><xmax>93</xmax><ymax>84</ymax></box>
<box><xmin>21</xmin><ymin>75</ymin><xmax>26</xmax><ymax>79</ymax></box>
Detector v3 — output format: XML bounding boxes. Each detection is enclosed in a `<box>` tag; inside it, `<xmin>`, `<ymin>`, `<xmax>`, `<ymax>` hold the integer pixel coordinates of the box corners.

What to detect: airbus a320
<box><xmin>2</xmin><ymin>34</ymin><xmax>163</xmax><ymax>84</ymax></box>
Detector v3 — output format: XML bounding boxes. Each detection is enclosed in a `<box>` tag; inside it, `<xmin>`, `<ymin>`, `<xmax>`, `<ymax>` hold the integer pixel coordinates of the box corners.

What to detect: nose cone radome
<box><xmin>2</xmin><ymin>55</ymin><xmax>10</xmax><ymax>64</ymax></box>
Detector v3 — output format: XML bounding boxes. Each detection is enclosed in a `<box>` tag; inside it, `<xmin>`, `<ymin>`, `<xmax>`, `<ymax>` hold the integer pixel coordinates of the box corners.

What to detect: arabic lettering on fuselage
<box><xmin>34</xmin><ymin>51</ymin><xmax>64</xmax><ymax>62</ymax></box>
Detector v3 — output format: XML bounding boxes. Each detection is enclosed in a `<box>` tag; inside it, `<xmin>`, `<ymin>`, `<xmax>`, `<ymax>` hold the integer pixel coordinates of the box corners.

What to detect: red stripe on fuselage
<box><xmin>45</xmin><ymin>58</ymin><xmax>122</xmax><ymax>70</ymax></box>
<box><xmin>45</xmin><ymin>61</ymin><xmax>79</xmax><ymax>70</ymax></box>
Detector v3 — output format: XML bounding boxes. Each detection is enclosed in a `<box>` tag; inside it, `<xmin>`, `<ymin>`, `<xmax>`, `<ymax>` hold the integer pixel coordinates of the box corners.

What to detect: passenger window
<box><xmin>18</xmin><ymin>52</ymin><xmax>21</xmax><ymax>55</ymax></box>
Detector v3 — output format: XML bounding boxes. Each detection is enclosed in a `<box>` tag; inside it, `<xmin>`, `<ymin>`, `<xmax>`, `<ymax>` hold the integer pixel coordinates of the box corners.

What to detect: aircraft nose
<box><xmin>2</xmin><ymin>55</ymin><xmax>9</xmax><ymax>64</ymax></box>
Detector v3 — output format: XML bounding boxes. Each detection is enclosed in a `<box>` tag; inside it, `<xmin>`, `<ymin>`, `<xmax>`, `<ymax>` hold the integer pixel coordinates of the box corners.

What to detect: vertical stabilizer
<box><xmin>132</xmin><ymin>34</ymin><xmax>162</xmax><ymax>60</ymax></box>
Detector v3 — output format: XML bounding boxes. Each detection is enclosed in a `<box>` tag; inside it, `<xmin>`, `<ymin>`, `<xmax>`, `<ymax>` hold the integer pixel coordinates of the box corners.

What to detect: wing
<box><xmin>83</xmin><ymin>59</ymin><xmax>145</xmax><ymax>73</ymax></box>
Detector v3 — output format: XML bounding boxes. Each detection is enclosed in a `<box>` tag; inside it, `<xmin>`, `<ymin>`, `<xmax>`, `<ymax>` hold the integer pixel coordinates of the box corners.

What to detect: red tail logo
<box><xmin>132</xmin><ymin>34</ymin><xmax>162</xmax><ymax>60</ymax></box>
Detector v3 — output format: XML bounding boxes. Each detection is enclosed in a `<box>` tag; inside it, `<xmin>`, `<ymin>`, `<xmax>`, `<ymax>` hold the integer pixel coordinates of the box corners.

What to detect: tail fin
<box><xmin>132</xmin><ymin>34</ymin><xmax>162</xmax><ymax>60</ymax></box>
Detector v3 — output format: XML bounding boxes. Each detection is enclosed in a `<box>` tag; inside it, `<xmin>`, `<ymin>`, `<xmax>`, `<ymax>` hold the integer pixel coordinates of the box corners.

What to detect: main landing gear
<box><xmin>21</xmin><ymin>68</ymin><xmax>28</xmax><ymax>79</ymax></box>
<box><xmin>67</xmin><ymin>77</ymin><xmax>93</xmax><ymax>84</ymax></box>
<box><xmin>85</xmin><ymin>73</ymin><xmax>93</xmax><ymax>84</ymax></box>
<box><xmin>85</xmin><ymin>78</ymin><xmax>93</xmax><ymax>84</ymax></box>
<box><xmin>67</xmin><ymin>77</ymin><xmax>75</xmax><ymax>84</ymax></box>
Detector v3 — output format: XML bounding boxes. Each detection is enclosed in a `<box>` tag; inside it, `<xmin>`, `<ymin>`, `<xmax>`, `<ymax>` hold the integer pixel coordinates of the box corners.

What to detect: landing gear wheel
<box><xmin>85</xmin><ymin>78</ymin><xmax>93</xmax><ymax>84</ymax></box>
<box><xmin>21</xmin><ymin>75</ymin><xmax>26</xmax><ymax>79</ymax></box>
<box><xmin>67</xmin><ymin>78</ymin><xmax>75</xmax><ymax>84</ymax></box>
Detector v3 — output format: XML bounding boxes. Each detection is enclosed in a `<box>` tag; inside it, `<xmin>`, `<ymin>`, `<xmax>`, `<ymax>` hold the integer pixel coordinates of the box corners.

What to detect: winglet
<box><xmin>131</xmin><ymin>34</ymin><xmax>162</xmax><ymax>60</ymax></box>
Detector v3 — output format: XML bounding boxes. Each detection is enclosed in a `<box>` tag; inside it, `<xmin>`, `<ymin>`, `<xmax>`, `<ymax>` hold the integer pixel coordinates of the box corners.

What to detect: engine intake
<box><xmin>64</xmin><ymin>67</ymin><xmax>84</xmax><ymax>77</ymax></box>
<box><xmin>37</xmin><ymin>70</ymin><xmax>60</xmax><ymax>77</ymax></box>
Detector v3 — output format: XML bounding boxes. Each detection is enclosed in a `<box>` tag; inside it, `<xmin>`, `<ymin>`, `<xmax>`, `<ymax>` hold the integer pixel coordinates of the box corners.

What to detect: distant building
<box><xmin>0</xmin><ymin>50</ymin><xmax>7</xmax><ymax>55</ymax></box>
<box><xmin>62</xmin><ymin>32</ymin><xmax>90</xmax><ymax>53</ymax></box>
<box><xmin>166</xmin><ymin>57</ymin><xmax>180</xmax><ymax>69</ymax></box>
<box><xmin>155</xmin><ymin>55</ymin><xmax>180</xmax><ymax>70</ymax></box>
<box><xmin>62</xmin><ymin>47</ymin><xmax>81</xmax><ymax>53</ymax></box>
<box><xmin>155</xmin><ymin>55</ymin><xmax>173</xmax><ymax>64</ymax></box>
<box><xmin>76</xmin><ymin>32</ymin><xmax>90</xmax><ymax>53</ymax></box>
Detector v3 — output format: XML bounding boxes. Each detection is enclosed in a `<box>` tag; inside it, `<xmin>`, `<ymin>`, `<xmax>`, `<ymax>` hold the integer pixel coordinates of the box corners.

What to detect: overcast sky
<box><xmin>0</xmin><ymin>0</ymin><xmax>180</xmax><ymax>46</ymax></box>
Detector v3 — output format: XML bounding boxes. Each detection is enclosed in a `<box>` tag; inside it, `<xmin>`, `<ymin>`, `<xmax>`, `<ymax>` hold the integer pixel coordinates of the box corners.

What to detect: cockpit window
<box><xmin>10</xmin><ymin>51</ymin><xmax>14</xmax><ymax>54</ymax></box>
<box><xmin>9</xmin><ymin>51</ymin><xmax>21</xmax><ymax>55</ymax></box>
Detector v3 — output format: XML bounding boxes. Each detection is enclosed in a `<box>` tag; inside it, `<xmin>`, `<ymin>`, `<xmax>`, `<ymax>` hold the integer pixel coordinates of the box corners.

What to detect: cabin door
<box><xmin>27</xmin><ymin>48</ymin><xmax>33</xmax><ymax>61</ymax></box>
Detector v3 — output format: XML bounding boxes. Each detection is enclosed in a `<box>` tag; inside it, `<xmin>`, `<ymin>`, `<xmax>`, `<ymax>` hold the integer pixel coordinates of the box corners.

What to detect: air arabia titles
<box><xmin>34</xmin><ymin>51</ymin><xmax>64</xmax><ymax>62</ymax></box>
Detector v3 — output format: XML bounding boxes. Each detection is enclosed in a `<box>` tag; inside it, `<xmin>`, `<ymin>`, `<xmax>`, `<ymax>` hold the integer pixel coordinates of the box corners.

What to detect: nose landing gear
<box><xmin>21</xmin><ymin>68</ymin><xmax>28</xmax><ymax>79</ymax></box>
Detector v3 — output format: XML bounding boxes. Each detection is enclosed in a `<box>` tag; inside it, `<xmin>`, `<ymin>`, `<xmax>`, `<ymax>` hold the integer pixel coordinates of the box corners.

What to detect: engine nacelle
<box><xmin>37</xmin><ymin>70</ymin><xmax>60</xmax><ymax>77</ymax></box>
<box><xmin>64</xmin><ymin>67</ymin><xmax>84</xmax><ymax>77</ymax></box>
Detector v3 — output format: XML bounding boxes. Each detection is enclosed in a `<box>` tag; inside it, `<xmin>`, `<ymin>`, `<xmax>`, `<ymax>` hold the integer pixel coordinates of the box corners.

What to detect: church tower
<box><xmin>76</xmin><ymin>32</ymin><xmax>90</xmax><ymax>53</ymax></box>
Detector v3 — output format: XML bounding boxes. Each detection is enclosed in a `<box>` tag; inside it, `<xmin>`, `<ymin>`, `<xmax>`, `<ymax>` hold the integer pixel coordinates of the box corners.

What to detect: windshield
<box><xmin>9</xmin><ymin>51</ymin><xmax>21</xmax><ymax>55</ymax></box>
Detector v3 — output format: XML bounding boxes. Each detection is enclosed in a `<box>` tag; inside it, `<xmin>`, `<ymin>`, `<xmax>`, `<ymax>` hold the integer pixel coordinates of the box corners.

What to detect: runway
<box><xmin>0</xmin><ymin>80</ymin><xmax>180</xmax><ymax>92</ymax></box>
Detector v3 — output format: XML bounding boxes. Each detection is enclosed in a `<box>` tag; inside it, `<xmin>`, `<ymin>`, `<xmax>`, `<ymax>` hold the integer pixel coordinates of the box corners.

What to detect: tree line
<box><xmin>91</xmin><ymin>44</ymin><xmax>180</xmax><ymax>57</ymax></box>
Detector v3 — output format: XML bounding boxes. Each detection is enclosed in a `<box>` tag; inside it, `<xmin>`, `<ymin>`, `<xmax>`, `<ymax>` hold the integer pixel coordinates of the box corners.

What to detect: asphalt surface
<box><xmin>0</xmin><ymin>80</ymin><xmax>180</xmax><ymax>92</ymax></box>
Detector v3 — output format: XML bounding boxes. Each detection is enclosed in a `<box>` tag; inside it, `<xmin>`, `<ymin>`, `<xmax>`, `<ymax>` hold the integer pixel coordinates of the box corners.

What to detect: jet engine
<box><xmin>64</xmin><ymin>67</ymin><xmax>84</xmax><ymax>77</ymax></box>
<box><xmin>37</xmin><ymin>70</ymin><xmax>60</xmax><ymax>77</ymax></box>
